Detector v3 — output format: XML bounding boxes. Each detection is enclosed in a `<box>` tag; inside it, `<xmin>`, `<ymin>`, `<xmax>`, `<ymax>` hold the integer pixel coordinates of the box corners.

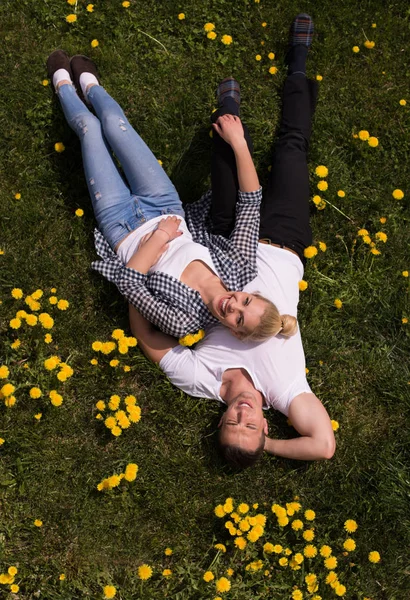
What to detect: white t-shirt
<box><xmin>117</xmin><ymin>215</ymin><xmax>217</xmax><ymax>280</ymax></box>
<box><xmin>159</xmin><ymin>244</ymin><xmax>311</xmax><ymax>416</ymax></box>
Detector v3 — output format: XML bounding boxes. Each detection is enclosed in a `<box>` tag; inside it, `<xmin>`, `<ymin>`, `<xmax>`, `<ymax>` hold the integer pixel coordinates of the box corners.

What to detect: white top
<box><xmin>159</xmin><ymin>244</ymin><xmax>311</xmax><ymax>416</ymax></box>
<box><xmin>117</xmin><ymin>215</ymin><xmax>217</xmax><ymax>279</ymax></box>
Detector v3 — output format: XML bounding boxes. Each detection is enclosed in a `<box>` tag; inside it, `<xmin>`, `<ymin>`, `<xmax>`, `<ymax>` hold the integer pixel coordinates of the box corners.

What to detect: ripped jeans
<box><xmin>57</xmin><ymin>84</ymin><xmax>184</xmax><ymax>249</ymax></box>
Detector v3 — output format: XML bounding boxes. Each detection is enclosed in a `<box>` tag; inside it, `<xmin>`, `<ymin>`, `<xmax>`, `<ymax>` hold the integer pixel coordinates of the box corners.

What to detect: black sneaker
<box><xmin>70</xmin><ymin>55</ymin><xmax>100</xmax><ymax>103</ymax></box>
<box><xmin>46</xmin><ymin>50</ymin><xmax>72</xmax><ymax>88</ymax></box>
<box><xmin>289</xmin><ymin>14</ymin><xmax>314</xmax><ymax>48</ymax></box>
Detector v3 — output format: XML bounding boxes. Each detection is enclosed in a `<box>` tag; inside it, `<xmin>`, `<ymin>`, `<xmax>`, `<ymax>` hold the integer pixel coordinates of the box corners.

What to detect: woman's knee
<box><xmin>69</xmin><ymin>111</ymin><xmax>101</xmax><ymax>138</ymax></box>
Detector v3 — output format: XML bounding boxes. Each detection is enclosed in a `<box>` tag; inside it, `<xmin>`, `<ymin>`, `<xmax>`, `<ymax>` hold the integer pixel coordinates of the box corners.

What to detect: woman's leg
<box><xmin>57</xmin><ymin>83</ymin><xmax>135</xmax><ymax>249</ymax></box>
<box><xmin>210</xmin><ymin>94</ymin><xmax>254</xmax><ymax>238</ymax></box>
<box><xmin>259</xmin><ymin>73</ymin><xmax>318</xmax><ymax>265</ymax></box>
<box><xmin>86</xmin><ymin>85</ymin><xmax>184</xmax><ymax>219</ymax></box>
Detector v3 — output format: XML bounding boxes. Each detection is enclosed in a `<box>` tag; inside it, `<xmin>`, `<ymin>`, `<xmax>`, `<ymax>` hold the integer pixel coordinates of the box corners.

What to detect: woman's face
<box><xmin>207</xmin><ymin>291</ymin><xmax>266</xmax><ymax>336</ymax></box>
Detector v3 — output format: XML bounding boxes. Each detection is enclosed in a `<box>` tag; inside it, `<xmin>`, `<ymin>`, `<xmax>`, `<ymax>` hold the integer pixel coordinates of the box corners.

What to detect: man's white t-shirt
<box><xmin>159</xmin><ymin>244</ymin><xmax>311</xmax><ymax>416</ymax></box>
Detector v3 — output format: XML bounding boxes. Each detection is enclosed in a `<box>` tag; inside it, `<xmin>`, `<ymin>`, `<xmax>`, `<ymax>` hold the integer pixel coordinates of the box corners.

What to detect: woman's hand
<box><xmin>155</xmin><ymin>216</ymin><xmax>183</xmax><ymax>243</ymax></box>
<box><xmin>212</xmin><ymin>114</ymin><xmax>246</xmax><ymax>150</ymax></box>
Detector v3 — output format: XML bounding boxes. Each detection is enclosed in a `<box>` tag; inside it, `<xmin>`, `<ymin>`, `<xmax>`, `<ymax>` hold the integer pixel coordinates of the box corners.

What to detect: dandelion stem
<box><xmin>136</xmin><ymin>29</ymin><xmax>169</xmax><ymax>54</ymax></box>
<box><xmin>314</xmin><ymin>270</ymin><xmax>337</xmax><ymax>284</ymax></box>
<box><xmin>323</xmin><ymin>199</ymin><xmax>354</xmax><ymax>222</ymax></box>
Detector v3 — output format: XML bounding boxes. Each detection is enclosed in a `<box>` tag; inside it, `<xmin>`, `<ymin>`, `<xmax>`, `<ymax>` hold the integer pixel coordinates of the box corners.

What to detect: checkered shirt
<box><xmin>92</xmin><ymin>187</ymin><xmax>262</xmax><ymax>338</ymax></box>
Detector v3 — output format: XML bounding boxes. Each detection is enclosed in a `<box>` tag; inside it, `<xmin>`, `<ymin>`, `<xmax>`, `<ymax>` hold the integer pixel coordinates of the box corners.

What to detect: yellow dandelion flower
<box><xmin>122</xmin><ymin>1</ymin><xmax>130</xmax><ymax>6</ymax></box>
<box><xmin>34</xmin><ymin>519</ymin><xmax>43</xmax><ymax>527</ymax></box>
<box><xmin>278</xmin><ymin>515</ymin><xmax>289</xmax><ymax>526</ymax></box>
<box><xmin>402</xmin><ymin>317</ymin><xmax>408</xmax><ymax>324</ymax></box>
<box><xmin>59</xmin><ymin>573</ymin><xmax>66</xmax><ymax>580</ymax></box>
<box><xmin>234</xmin><ymin>537</ymin><xmax>247</xmax><ymax>550</ymax></box>
<box><xmin>214</xmin><ymin>504</ymin><xmax>225</xmax><ymax>517</ymax></box>
<box><xmin>368</xmin><ymin>136</ymin><xmax>378</xmax><ymax>147</ymax></box>
<box><xmin>267</xmin><ymin>52</ymin><xmax>275</xmax><ymax>60</ymax></box>
<box><xmin>337</xmin><ymin>190</ymin><xmax>345</xmax><ymax>197</ymax></box>
<box><xmin>324</xmin><ymin>556</ymin><xmax>338</xmax><ymax>569</ymax></box>
<box><xmin>215</xmin><ymin>577</ymin><xmax>231</xmax><ymax>593</ymax></box>
<box><xmin>1</xmin><ymin>383</ymin><xmax>15</xmax><ymax>397</ymax></box>
<box><xmin>221</xmin><ymin>34</ymin><xmax>233</xmax><ymax>45</ymax></box>
<box><xmin>10</xmin><ymin>317</ymin><xmax>22</xmax><ymax>329</ymax></box>
<box><xmin>304</xmin><ymin>246</ymin><xmax>318</xmax><ymax>259</ymax></box>
<box><xmin>402</xmin><ymin>271</ymin><xmax>409</xmax><ymax>277</ymax></box>
<box><xmin>375</xmin><ymin>231</ymin><xmax>387</xmax><ymax>243</ymax></box>
<box><xmin>392</xmin><ymin>189</ymin><xmax>404</xmax><ymax>200</ymax></box>
<box><xmin>96</xmin><ymin>400</ymin><xmax>106</xmax><ymax>411</ymax></box>
<box><xmin>103</xmin><ymin>585</ymin><xmax>116</xmax><ymax>599</ymax></box>
<box><xmin>334</xmin><ymin>298</ymin><xmax>342</xmax><ymax>309</ymax></box>
<box><xmin>315</xmin><ymin>165</ymin><xmax>328</xmax><ymax>178</ymax></box>
<box><xmin>305</xmin><ymin>509</ymin><xmax>315</xmax><ymax>521</ymax></box>
<box><xmin>0</xmin><ymin>438</ymin><xmax>5</xmax><ymax>445</ymax></box>
<box><xmin>11</xmin><ymin>288</ymin><xmax>23</xmax><ymax>299</ymax></box>
<box><xmin>207</xmin><ymin>31</ymin><xmax>217</xmax><ymax>40</ymax></box>
<box><xmin>318</xmin><ymin>241</ymin><xmax>327</xmax><ymax>252</ymax></box>
<box><xmin>164</xmin><ymin>547</ymin><xmax>173</xmax><ymax>555</ymax></box>
<box><xmin>162</xmin><ymin>568</ymin><xmax>172</xmax><ymax>577</ymax></box>
<box><xmin>49</xmin><ymin>391</ymin><xmax>63</xmax><ymax>406</ymax></box>
<box><xmin>29</xmin><ymin>387</ymin><xmax>42</xmax><ymax>399</ymax></box>
<box><xmin>292</xmin><ymin>590</ymin><xmax>303</xmax><ymax>600</ymax></box>
<box><xmin>331</xmin><ymin>419</ymin><xmax>340</xmax><ymax>431</ymax></box>
<box><xmin>54</xmin><ymin>142</ymin><xmax>65</xmax><ymax>152</ymax></box>
<box><xmin>364</xmin><ymin>40</ymin><xmax>375</xmax><ymax>49</ymax></box>
<box><xmin>138</xmin><ymin>564</ymin><xmax>153</xmax><ymax>580</ymax></box>
<box><xmin>312</xmin><ymin>194</ymin><xmax>322</xmax><ymax>205</ymax></box>
<box><xmin>34</xmin><ymin>413</ymin><xmax>42</xmax><ymax>420</ymax></box>
<box><xmin>10</xmin><ymin>584</ymin><xmax>19</xmax><ymax>593</ymax></box>
<box><xmin>42</xmin><ymin>79</ymin><xmax>49</xmax><ymax>86</ymax></box>
<box><xmin>86</xmin><ymin>4</ymin><xmax>94</xmax><ymax>12</ymax></box>
<box><xmin>90</xmin><ymin>39</ymin><xmax>99</xmax><ymax>48</ymax></box>
<box><xmin>291</xmin><ymin>519</ymin><xmax>304</xmax><ymax>531</ymax></box>
<box><xmin>369</xmin><ymin>551</ymin><xmax>380</xmax><ymax>563</ymax></box>
<box><xmin>335</xmin><ymin>583</ymin><xmax>347</xmax><ymax>596</ymax></box>
<box><xmin>204</xmin><ymin>22</ymin><xmax>215</xmax><ymax>32</ymax></box>
<box><xmin>7</xmin><ymin>567</ymin><xmax>17</xmax><ymax>577</ymax></box>
<box><xmin>269</xmin><ymin>66</ymin><xmax>278</xmax><ymax>75</ymax></box>
<box><xmin>352</xmin><ymin>45</ymin><xmax>360</xmax><ymax>53</ymax></box>
<box><xmin>344</xmin><ymin>519</ymin><xmax>358</xmax><ymax>533</ymax></box>
<box><xmin>316</xmin><ymin>74</ymin><xmax>323</xmax><ymax>81</ymax></box>
<box><xmin>214</xmin><ymin>543</ymin><xmax>226</xmax><ymax>553</ymax></box>
<box><xmin>178</xmin><ymin>13</ymin><xmax>185</xmax><ymax>20</ymax></box>
<box><xmin>278</xmin><ymin>557</ymin><xmax>288</xmax><ymax>566</ymax></box>
<box><xmin>304</xmin><ymin>544</ymin><xmax>317</xmax><ymax>558</ymax></box>
<box><xmin>317</xmin><ymin>180</ymin><xmax>328</xmax><ymax>191</ymax></box>
<box><xmin>343</xmin><ymin>538</ymin><xmax>356</xmax><ymax>551</ymax></box>
<box><xmin>399</xmin><ymin>99</ymin><xmax>407</xmax><ymax>106</ymax></box>
<box><xmin>11</xmin><ymin>339</ymin><xmax>21</xmax><ymax>349</ymax></box>
<box><xmin>358</xmin><ymin>130</ymin><xmax>369</xmax><ymax>141</ymax></box>
<box><xmin>4</xmin><ymin>395</ymin><xmax>16</xmax><ymax>407</ymax></box>
<box><xmin>303</xmin><ymin>529</ymin><xmax>315</xmax><ymax>541</ymax></box>
<box><xmin>0</xmin><ymin>365</ymin><xmax>10</xmax><ymax>378</ymax></box>
<box><xmin>57</xmin><ymin>299</ymin><xmax>69</xmax><ymax>310</ymax></box>
<box><xmin>298</xmin><ymin>280</ymin><xmax>308</xmax><ymax>291</ymax></box>
<box><xmin>320</xmin><ymin>545</ymin><xmax>332</xmax><ymax>558</ymax></box>
<box><xmin>26</xmin><ymin>314</ymin><xmax>38</xmax><ymax>326</ymax></box>
<box><xmin>255</xmin><ymin>54</ymin><xmax>262</xmax><ymax>61</ymax></box>
<box><xmin>261</xmin><ymin>21</ymin><xmax>267</xmax><ymax>27</ymax></box>
<box><xmin>124</xmin><ymin>463</ymin><xmax>138</xmax><ymax>481</ymax></box>
<box><xmin>203</xmin><ymin>571</ymin><xmax>214</xmax><ymax>582</ymax></box>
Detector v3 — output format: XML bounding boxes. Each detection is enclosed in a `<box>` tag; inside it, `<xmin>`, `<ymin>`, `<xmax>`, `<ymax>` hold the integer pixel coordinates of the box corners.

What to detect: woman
<box><xmin>47</xmin><ymin>52</ymin><xmax>296</xmax><ymax>340</ymax></box>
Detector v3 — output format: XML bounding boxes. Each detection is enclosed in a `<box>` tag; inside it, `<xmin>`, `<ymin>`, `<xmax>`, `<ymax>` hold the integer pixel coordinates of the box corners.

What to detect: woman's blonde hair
<box><xmin>239</xmin><ymin>293</ymin><xmax>298</xmax><ymax>342</ymax></box>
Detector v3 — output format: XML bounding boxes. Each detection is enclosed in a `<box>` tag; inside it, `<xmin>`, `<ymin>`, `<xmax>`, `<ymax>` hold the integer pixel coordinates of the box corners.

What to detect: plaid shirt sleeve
<box><xmin>91</xmin><ymin>229</ymin><xmax>215</xmax><ymax>338</ymax></box>
<box><xmin>228</xmin><ymin>187</ymin><xmax>262</xmax><ymax>271</ymax></box>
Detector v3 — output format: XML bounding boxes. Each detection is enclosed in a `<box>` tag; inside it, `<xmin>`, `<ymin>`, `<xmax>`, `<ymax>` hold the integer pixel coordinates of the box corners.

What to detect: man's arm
<box><xmin>264</xmin><ymin>393</ymin><xmax>336</xmax><ymax>460</ymax></box>
<box><xmin>129</xmin><ymin>304</ymin><xmax>179</xmax><ymax>364</ymax></box>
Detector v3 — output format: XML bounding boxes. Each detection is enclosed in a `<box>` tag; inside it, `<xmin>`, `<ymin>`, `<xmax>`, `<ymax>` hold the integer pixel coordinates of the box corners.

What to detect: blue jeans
<box><xmin>57</xmin><ymin>84</ymin><xmax>185</xmax><ymax>249</ymax></box>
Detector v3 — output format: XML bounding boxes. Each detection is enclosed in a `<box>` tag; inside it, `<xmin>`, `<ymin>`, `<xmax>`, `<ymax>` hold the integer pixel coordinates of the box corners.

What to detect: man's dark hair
<box><xmin>219</xmin><ymin>433</ymin><xmax>265</xmax><ymax>470</ymax></box>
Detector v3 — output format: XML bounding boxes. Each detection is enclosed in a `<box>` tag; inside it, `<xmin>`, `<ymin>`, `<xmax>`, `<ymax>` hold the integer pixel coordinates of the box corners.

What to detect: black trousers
<box><xmin>210</xmin><ymin>75</ymin><xmax>318</xmax><ymax>265</ymax></box>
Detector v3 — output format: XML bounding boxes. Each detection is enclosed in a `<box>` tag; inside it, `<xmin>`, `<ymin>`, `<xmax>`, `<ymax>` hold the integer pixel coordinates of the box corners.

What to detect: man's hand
<box><xmin>212</xmin><ymin>114</ymin><xmax>247</xmax><ymax>150</ymax></box>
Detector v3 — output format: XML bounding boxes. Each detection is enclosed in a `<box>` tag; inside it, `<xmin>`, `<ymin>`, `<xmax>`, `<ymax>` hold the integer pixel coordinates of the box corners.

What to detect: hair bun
<box><xmin>279</xmin><ymin>314</ymin><xmax>298</xmax><ymax>337</ymax></box>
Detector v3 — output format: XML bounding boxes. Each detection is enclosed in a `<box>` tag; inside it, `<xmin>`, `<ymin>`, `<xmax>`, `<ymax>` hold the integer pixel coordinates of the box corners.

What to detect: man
<box><xmin>128</xmin><ymin>14</ymin><xmax>336</xmax><ymax>468</ymax></box>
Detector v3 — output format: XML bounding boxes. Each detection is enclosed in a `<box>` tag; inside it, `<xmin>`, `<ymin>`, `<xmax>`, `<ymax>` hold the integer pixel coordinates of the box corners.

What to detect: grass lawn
<box><xmin>0</xmin><ymin>0</ymin><xmax>409</xmax><ymax>598</ymax></box>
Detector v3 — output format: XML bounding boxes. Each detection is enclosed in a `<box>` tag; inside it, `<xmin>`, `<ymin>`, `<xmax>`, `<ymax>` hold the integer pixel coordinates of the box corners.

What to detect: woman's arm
<box><xmin>212</xmin><ymin>115</ymin><xmax>260</xmax><ymax>192</ymax></box>
<box><xmin>126</xmin><ymin>216</ymin><xmax>182</xmax><ymax>273</ymax></box>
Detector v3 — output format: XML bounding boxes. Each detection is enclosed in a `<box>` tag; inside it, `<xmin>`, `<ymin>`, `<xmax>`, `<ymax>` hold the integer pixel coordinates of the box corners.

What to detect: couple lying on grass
<box><xmin>47</xmin><ymin>13</ymin><xmax>335</xmax><ymax>469</ymax></box>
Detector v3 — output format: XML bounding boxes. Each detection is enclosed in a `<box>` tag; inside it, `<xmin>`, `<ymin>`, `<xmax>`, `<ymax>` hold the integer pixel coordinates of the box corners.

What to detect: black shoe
<box><xmin>289</xmin><ymin>14</ymin><xmax>314</xmax><ymax>48</ymax></box>
<box><xmin>46</xmin><ymin>50</ymin><xmax>72</xmax><ymax>88</ymax></box>
<box><xmin>70</xmin><ymin>55</ymin><xmax>100</xmax><ymax>103</ymax></box>
<box><xmin>216</xmin><ymin>77</ymin><xmax>241</xmax><ymax>108</ymax></box>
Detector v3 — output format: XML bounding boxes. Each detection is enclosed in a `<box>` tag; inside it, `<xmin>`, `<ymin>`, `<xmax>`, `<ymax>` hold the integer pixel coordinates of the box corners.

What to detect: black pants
<box><xmin>210</xmin><ymin>74</ymin><xmax>318</xmax><ymax>265</ymax></box>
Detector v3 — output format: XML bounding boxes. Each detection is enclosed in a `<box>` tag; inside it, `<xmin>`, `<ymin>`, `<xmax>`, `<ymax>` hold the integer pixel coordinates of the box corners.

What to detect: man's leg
<box><xmin>210</xmin><ymin>80</ymin><xmax>254</xmax><ymax>237</ymax></box>
<box><xmin>259</xmin><ymin>14</ymin><xmax>317</xmax><ymax>264</ymax></box>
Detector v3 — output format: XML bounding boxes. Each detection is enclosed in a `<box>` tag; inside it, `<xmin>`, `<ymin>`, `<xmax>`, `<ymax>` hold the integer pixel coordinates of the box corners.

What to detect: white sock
<box><xmin>53</xmin><ymin>68</ymin><xmax>72</xmax><ymax>90</ymax></box>
<box><xmin>79</xmin><ymin>73</ymin><xmax>99</xmax><ymax>99</ymax></box>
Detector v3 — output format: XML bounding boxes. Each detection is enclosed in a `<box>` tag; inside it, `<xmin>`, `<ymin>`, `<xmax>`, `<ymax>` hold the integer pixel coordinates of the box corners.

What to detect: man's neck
<box><xmin>221</xmin><ymin>368</ymin><xmax>265</xmax><ymax>407</ymax></box>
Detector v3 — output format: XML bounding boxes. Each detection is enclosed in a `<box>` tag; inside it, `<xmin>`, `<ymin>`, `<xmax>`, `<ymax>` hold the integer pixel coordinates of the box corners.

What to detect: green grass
<box><xmin>0</xmin><ymin>0</ymin><xmax>409</xmax><ymax>598</ymax></box>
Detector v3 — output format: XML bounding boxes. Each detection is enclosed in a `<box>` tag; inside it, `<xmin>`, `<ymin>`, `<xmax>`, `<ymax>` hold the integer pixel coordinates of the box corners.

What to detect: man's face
<box><xmin>208</xmin><ymin>292</ymin><xmax>267</xmax><ymax>337</ymax></box>
<box><xmin>218</xmin><ymin>392</ymin><xmax>268</xmax><ymax>452</ymax></box>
